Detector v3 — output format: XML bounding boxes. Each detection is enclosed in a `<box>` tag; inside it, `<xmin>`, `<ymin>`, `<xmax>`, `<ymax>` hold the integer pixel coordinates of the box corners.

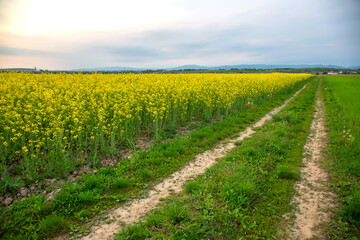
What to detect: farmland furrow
<box><xmin>79</xmin><ymin>82</ymin><xmax>310</xmax><ymax>240</ymax></box>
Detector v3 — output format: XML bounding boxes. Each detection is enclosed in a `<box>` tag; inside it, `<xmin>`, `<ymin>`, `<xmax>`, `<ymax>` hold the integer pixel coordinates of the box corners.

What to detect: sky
<box><xmin>0</xmin><ymin>0</ymin><xmax>359</xmax><ymax>70</ymax></box>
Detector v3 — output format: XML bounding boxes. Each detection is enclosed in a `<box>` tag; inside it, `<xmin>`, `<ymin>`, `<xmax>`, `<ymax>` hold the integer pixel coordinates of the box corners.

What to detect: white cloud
<box><xmin>0</xmin><ymin>0</ymin><xmax>359</xmax><ymax>69</ymax></box>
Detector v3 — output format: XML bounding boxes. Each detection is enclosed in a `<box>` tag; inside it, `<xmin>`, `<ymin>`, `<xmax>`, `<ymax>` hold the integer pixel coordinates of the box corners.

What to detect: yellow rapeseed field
<box><xmin>0</xmin><ymin>72</ymin><xmax>311</xmax><ymax>178</ymax></box>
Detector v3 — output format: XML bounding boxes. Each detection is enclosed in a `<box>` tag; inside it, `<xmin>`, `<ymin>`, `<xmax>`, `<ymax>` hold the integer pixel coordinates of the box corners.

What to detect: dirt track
<box><xmin>286</xmin><ymin>80</ymin><xmax>336</xmax><ymax>239</ymax></box>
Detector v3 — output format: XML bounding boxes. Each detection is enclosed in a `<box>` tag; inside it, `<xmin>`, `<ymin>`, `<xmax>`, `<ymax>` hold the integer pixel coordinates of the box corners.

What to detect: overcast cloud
<box><xmin>0</xmin><ymin>0</ymin><xmax>359</xmax><ymax>69</ymax></box>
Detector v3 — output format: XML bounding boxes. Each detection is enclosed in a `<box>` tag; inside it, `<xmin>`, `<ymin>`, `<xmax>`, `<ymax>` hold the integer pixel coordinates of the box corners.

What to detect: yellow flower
<box><xmin>0</xmin><ymin>72</ymin><xmax>312</xmax><ymax>161</ymax></box>
<box><xmin>22</xmin><ymin>146</ymin><xmax>29</xmax><ymax>153</ymax></box>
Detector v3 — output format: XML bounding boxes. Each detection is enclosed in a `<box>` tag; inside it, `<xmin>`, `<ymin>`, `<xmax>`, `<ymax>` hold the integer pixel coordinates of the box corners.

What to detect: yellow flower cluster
<box><xmin>0</xmin><ymin>72</ymin><xmax>311</xmax><ymax>165</ymax></box>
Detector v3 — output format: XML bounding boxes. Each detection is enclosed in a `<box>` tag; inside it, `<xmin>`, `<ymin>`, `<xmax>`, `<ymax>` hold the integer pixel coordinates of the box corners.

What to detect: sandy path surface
<box><xmin>71</xmin><ymin>83</ymin><xmax>309</xmax><ymax>240</ymax></box>
<box><xmin>285</xmin><ymin>81</ymin><xmax>336</xmax><ymax>239</ymax></box>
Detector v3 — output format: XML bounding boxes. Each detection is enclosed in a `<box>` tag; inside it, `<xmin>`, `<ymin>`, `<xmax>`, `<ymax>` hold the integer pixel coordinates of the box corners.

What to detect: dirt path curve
<box><xmin>77</xmin><ymin>83</ymin><xmax>309</xmax><ymax>240</ymax></box>
<box><xmin>285</xmin><ymin>80</ymin><xmax>336</xmax><ymax>239</ymax></box>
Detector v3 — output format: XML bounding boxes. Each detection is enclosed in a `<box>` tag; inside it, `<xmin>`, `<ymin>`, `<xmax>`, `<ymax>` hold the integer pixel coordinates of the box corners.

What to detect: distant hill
<box><xmin>70</xmin><ymin>66</ymin><xmax>151</xmax><ymax>72</ymax></box>
<box><xmin>349</xmin><ymin>65</ymin><xmax>360</xmax><ymax>70</ymax></box>
<box><xmin>165</xmin><ymin>65</ymin><xmax>210</xmax><ymax>70</ymax></box>
<box><xmin>2</xmin><ymin>64</ymin><xmax>358</xmax><ymax>73</ymax></box>
<box><xmin>71</xmin><ymin>64</ymin><xmax>360</xmax><ymax>72</ymax></box>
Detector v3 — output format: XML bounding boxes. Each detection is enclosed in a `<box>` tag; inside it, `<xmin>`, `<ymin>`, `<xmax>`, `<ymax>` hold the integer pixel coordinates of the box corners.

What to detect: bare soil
<box><xmin>77</xmin><ymin>84</ymin><xmax>309</xmax><ymax>240</ymax></box>
<box><xmin>284</xmin><ymin>82</ymin><xmax>336</xmax><ymax>239</ymax></box>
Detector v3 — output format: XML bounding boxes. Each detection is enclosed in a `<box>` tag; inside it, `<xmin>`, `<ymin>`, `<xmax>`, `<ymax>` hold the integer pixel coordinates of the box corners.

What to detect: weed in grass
<box><xmin>78</xmin><ymin>190</ymin><xmax>100</xmax><ymax>204</ymax></box>
<box><xmin>113</xmin><ymin>178</ymin><xmax>130</xmax><ymax>189</ymax></box>
<box><xmin>165</xmin><ymin>202</ymin><xmax>190</xmax><ymax>224</ymax></box>
<box><xmin>90</xmin><ymin>153</ymin><xmax>100</xmax><ymax>169</ymax></box>
<box><xmin>115</xmin><ymin>222</ymin><xmax>149</xmax><ymax>240</ymax></box>
<box><xmin>264</xmin><ymin>141</ymin><xmax>286</xmax><ymax>155</ymax></box>
<box><xmin>276</xmin><ymin>165</ymin><xmax>300</xmax><ymax>180</ymax></box>
<box><xmin>274</xmin><ymin>128</ymin><xmax>286</xmax><ymax>137</ymax></box>
<box><xmin>223</xmin><ymin>180</ymin><xmax>257</xmax><ymax>207</ymax></box>
<box><xmin>115</xmin><ymin>193</ymin><xmax>128</xmax><ymax>203</ymax></box>
<box><xmin>38</xmin><ymin>214</ymin><xmax>66</xmax><ymax>236</ymax></box>
<box><xmin>243</xmin><ymin>146</ymin><xmax>258</xmax><ymax>156</ymax></box>
<box><xmin>343</xmin><ymin>189</ymin><xmax>360</xmax><ymax>221</ymax></box>
<box><xmin>234</xmin><ymin>141</ymin><xmax>242</xmax><ymax>146</ymax></box>
<box><xmin>126</xmin><ymin>136</ymin><xmax>138</xmax><ymax>171</ymax></box>
<box><xmin>75</xmin><ymin>209</ymin><xmax>90</xmax><ymax>221</ymax></box>
<box><xmin>271</xmin><ymin>114</ymin><xmax>282</xmax><ymax>122</ymax></box>
<box><xmin>190</xmin><ymin>129</ymin><xmax>209</xmax><ymax>141</ymax></box>
<box><xmin>149</xmin><ymin>157</ymin><xmax>168</xmax><ymax>165</ymax></box>
<box><xmin>98</xmin><ymin>166</ymin><xmax>116</xmax><ymax>176</ymax></box>
<box><xmin>145</xmin><ymin>214</ymin><xmax>165</xmax><ymax>227</ymax></box>
<box><xmin>140</xmin><ymin>169</ymin><xmax>153</xmax><ymax>180</ymax></box>
<box><xmin>0</xmin><ymin>170</ymin><xmax>23</xmax><ymax>194</ymax></box>
<box><xmin>162</xmin><ymin>143</ymin><xmax>185</xmax><ymax>157</ymax></box>
<box><xmin>290</xmin><ymin>124</ymin><xmax>303</xmax><ymax>133</ymax></box>
<box><xmin>185</xmin><ymin>181</ymin><xmax>200</xmax><ymax>194</ymax></box>
<box><xmin>52</xmin><ymin>186</ymin><xmax>99</xmax><ymax>215</ymax></box>
<box><xmin>282</xmin><ymin>111</ymin><xmax>298</xmax><ymax>124</ymax></box>
<box><xmin>84</xmin><ymin>175</ymin><xmax>103</xmax><ymax>190</ymax></box>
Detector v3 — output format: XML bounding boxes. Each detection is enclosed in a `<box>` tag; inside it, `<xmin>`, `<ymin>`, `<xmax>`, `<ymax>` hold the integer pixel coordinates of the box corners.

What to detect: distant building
<box><xmin>328</xmin><ymin>71</ymin><xmax>338</xmax><ymax>75</ymax></box>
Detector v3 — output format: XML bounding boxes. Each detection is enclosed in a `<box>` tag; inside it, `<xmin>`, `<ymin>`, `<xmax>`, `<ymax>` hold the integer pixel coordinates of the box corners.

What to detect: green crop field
<box><xmin>324</xmin><ymin>76</ymin><xmax>360</xmax><ymax>124</ymax></box>
<box><xmin>322</xmin><ymin>76</ymin><xmax>360</xmax><ymax>239</ymax></box>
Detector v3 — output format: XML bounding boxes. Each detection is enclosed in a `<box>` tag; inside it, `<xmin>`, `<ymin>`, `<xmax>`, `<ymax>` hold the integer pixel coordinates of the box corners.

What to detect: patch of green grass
<box><xmin>322</xmin><ymin>76</ymin><xmax>360</xmax><ymax>238</ymax></box>
<box><xmin>115</xmin><ymin>222</ymin><xmax>149</xmax><ymax>240</ymax></box>
<box><xmin>324</xmin><ymin>76</ymin><xmax>360</xmax><ymax>124</ymax></box>
<box><xmin>223</xmin><ymin>180</ymin><xmax>257</xmax><ymax>207</ymax></box>
<box><xmin>185</xmin><ymin>181</ymin><xmax>200</xmax><ymax>194</ymax></box>
<box><xmin>0</xmin><ymin>78</ymin><xmax>313</xmax><ymax>239</ymax></box>
<box><xmin>0</xmin><ymin>171</ymin><xmax>24</xmax><ymax>194</ymax></box>
<box><xmin>84</xmin><ymin>175</ymin><xmax>103</xmax><ymax>190</ymax></box>
<box><xmin>38</xmin><ymin>215</ymin><xmax>67</xmax><ymax>237</ymax></box>
<box><xmin>115</xmin><ymin>78</ymin><xmax>318</xmax><ymax>239</ymax></box>
<box><xmin>274</xmin><ymin>127</ymin><xmax>286</xmax><ymax>137</ymax></box>
<box><xmin>74</xmin><ymin>209</ymin><xmax>90</xmax><ymax>221</ymax></box>
<box><xmin>165</xmin><ymin>202</ymin><xmax>190</xmax><ymax>224</ymax></box>
<box><xmin>343</xmin><ymin>189</ymin><xmax>360</xmax><ymax>221</ymax></box>
<box><xmin>139</xmin><ymin>169</ymin><xmax>153</xmax><ymax>180</ymax></box>
<box><xmin>271</xmin><ymin>113</ymin><xmax>282</xmax><ymax>122</ymax></box>
<box><xmin>145</xmin><ymin>214</ymin><xmax>165</xmax><ymax>227</ymax></box>
<box><xmin>276</xmin><ymin>165</ymin><xmax>300</xmax><ymax>180</ymax></box>
<box><xmin>282</xmin><ymin>110</ymin><xmax>298</xmax><ymax>124</ymax></box>
<box><xmin>113</xmin><ymin>178</ymin><xmax>130</xmax><ymax>189</ymax></box>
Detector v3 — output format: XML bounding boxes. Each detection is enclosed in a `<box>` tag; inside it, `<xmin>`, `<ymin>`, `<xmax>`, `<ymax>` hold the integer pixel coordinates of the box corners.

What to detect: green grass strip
<box><xmin>114</xmin><ymin>79</ymin><xmax>318</xmax><ymax>239</ymax></box>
